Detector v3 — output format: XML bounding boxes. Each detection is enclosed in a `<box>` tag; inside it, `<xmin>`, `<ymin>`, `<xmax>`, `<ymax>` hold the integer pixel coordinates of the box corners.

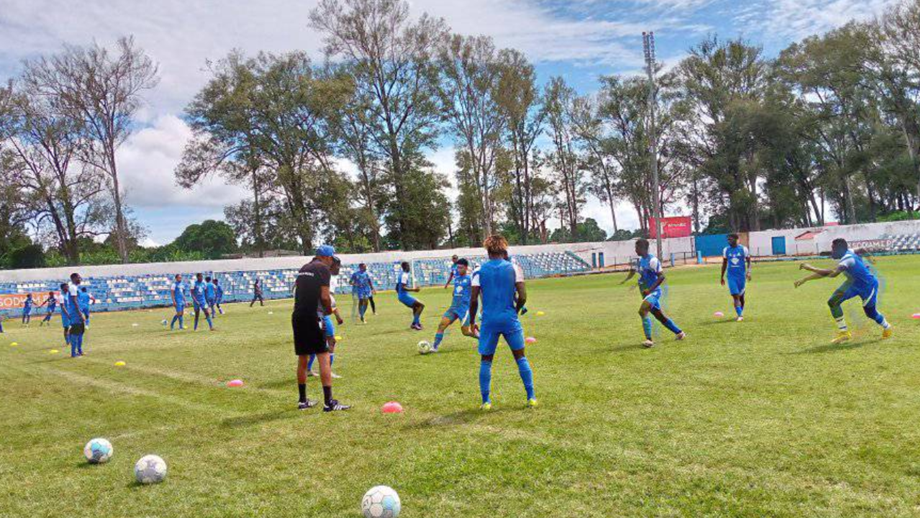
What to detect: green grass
<box><xmin>2</xmin><ymin>257</ymin><xmax>920</xmax><ymax>517</ymax></box>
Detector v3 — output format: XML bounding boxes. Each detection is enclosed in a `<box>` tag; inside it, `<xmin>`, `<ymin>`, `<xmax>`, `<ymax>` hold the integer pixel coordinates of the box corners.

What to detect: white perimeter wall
<box><xmin>746</xmin><ymin>220</ymin><xmax>920</xmax><ymax>256</ymax></box>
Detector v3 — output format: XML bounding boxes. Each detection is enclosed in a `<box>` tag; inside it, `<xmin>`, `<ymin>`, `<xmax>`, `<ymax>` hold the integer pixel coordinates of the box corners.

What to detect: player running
<box><xmin>293</xmin><ymin>245</ymin><xmax>349</xmax><ymax>412</ymax></box>
<box><xmin>470</xmin><ymin>235</ymin><xmax>536</xmax><ymax>410</ymax></box>
<box><xmin>794</xmin><ymin>238</ymin><xmax>892</xmax><ymax>344</ymax></box>
<box><xmin>397</xmin><ymin>261</ymin><xmax>425</xmax><ymax>330</ymax></box>
<box><xmin>212</xmin><ymin>278</ymin><xmax>224</xmax><ymax>315</ymax></box>
<box><xmin>431</xmin><ymin>258</ymin><xmax>478</xmax><ymax>352</ymax></box>
<box><xmin>349</xmin><ymin>263</ymin><xmax>375</xmax><ymax>323</ymax></box>
<box><xmin>443</xmin><ymin>254</ymin><xmax>460</xmax><ymax>289</ymax></box>
<box><xmin>192</xmin><ymin>273</ymin><xmax>214</xmax><ymax>331</ymax></box>
<box><xmin>621</xmin><ymin>238</ymin><xmax>686</xmax><ymax>348</ymax></box>
<box><xmin>205</xmin><ymin>276</ymin><xmax>218</xmax><ymax>318</ymax></box>
<box><xmin>21</xmin><ymin>293</ymin><xmax>33</xmax><ymax>325</ymax></box>
<box><xmin>308</xmin><ymin>257</ymin><xmax>345</xmax><ymax>379</ymax></box>
<box><xmin>38</xmin><ymin>291</ymin><xmax>56</xmax><ymax>326</ymax></box>
<box><xmin>170</xmin><ymin>274</ymin><xmax>186</xmax><ymax>330</ymax></box>
<box><xmin>250</xmin><ymin>279</ymin><xmax>264</xmax><ymax>307</ymax></box>
<box><xmin>721</xmin><ymin>233</ymin><xmax>752</xmax><ymax>321</ymax></box>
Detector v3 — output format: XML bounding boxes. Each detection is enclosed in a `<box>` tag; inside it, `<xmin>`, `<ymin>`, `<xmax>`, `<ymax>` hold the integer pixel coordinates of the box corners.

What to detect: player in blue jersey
<box><xmin>38</xmin><ymin>291</ymin><xmax>56</xmax><ymax>326</ymax></box>
<box><xmin>21</xmin><ymin>293</ymin><xmax>33</xmax><ymax>325</ymax></box>
<box><xmin>64</xmin><ymin>273</ymin><xmax>86</xmax><ymax>357</ymax></box>
<box><xmin>205</xmin><ymin>276</ymin><xmax>218</xmax><ymax>318</ymax></box>
<box><xmin>469</xmin><ymin>235</ymin><xmax>536</xmax><ymax>411</ymax></box>
<box><xmin>212</xmin><ymin>278</ymin><xmax>224</xmax><ymax>315</ymax></box>
<box><xmin>443</xmin><ymin>255</ymin><xmax>460</xmax><ymax>289</ymax></box>
<box><xmin>397</xmin><ymin>262</ymin><xmax>425</xmax><ymax>330</ymax></box>
<box><xmin>78</xmin><ymin>287</ymin><xmax>93</xmax><ymax>327</ymax></box>
<box><xmin>308</xmin><ymin>257</ymin><xmax>345</xmax><ymax>379</ymax></box>
<box><xmin>170</xmin><ymin>274</ymin><xmax>186</xmax><ymax>330</ymax></box>
<box><xmin>621</xmin><ymin>239</ymin><xmax>686</xmax><ymax>348</ymax></box>
<box><xmin>431</xmin><ymin>258</ymin><xmax>478</xmax><ymax>352</ymax></box>
<box><xmin>794</xmin><ymin>238</ymin><xmax>892</xmax><ymax>344</ymax></box>
<box><xmin>349</xmin><ymin>263</ymin><xmax>375</xmax><ymax>323</ymax></box>
<box><xmin>192</xmin><ymin>273</ymin><xmax>214</xmax><ymax>331</ymax></box>
<box><xmin>721</xmin><ymin>233</ymin><xmax>752</xmax><ymax>322</ymax></box>
<box><xmin>56</xmin><ymin>284</ymin><xmax>70</xmax><ymax>346</ymax></box>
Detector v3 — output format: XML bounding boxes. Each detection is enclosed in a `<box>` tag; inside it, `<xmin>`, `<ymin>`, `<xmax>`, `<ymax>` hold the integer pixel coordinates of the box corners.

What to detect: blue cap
<box><xmin>316</xmin><ymin>245</ymin><xmax>336</xmax><ymax>257</ymax></box>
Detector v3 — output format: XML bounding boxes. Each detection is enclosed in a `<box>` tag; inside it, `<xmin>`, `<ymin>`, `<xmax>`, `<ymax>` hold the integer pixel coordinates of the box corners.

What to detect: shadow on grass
<box><xmin>697</xmin><ymin>319</ymin><xmax>737</xmax><ymax>326</ymax></box>
<box><xmin>794</xmin><ymin>337</ymin><xmax>884</xmax><ymax>354</ymax></box>
<box><xmin>222</xmin><ymin>410</ymin><xmax>299</xmax><ymax>428</ymax></box>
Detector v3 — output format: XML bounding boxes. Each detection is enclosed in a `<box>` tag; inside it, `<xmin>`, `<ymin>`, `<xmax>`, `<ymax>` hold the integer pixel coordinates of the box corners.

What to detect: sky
<box><xmin>0</xmin><ymin>0</ymin><xmax>899</xmax><ymax>246</ymax></box>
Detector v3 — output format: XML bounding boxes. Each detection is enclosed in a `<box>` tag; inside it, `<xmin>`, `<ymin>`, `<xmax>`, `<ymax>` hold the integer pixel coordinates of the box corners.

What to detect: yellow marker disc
<box><xmin>115</xmin><ymin>361</ymin><xmax>126</xmax><ymax>367</ymax></box>
<box><xmin>49</xmin><ymin>349</ymin><xmax>59</xmax><ymax>354</ymax></box>
<box><xmin>335</xmin><ymin>335</ymin><xmax>343</xmax><ymax>341</ymax></box>
<box><xmin>536</xmin><ymin>311</ymin><xmax>546</xmax><ymax>316</ymax></box>
<box><xmin>10</xmin><ymin>342</ymin><xmax>18</xmax><ymax>347</ymax></box>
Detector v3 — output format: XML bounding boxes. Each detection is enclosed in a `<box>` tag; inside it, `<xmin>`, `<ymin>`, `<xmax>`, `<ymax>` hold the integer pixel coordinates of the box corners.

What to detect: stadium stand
<box><xmin>0</xmin><ymin>252</ymin><xmax>590</xmax><ymax>317</ymax></box>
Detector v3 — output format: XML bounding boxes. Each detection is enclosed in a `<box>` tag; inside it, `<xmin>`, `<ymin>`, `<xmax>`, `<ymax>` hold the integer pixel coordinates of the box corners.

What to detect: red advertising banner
<box><xmin>0</xmin><ymin>292</ymin><xmax>56</xmax><ymax>310</ymax></box>
<box><xmin>648</xmin><ymin>216</ymin><xmax>692</xmax><ymax>239</ymax></box>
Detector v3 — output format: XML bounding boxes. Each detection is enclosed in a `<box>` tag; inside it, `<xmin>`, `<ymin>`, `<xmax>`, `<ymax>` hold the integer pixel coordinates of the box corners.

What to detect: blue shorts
<box><xmin>323</xmin><ymin>315</ymin><xmax>335</xmax><ymax>338</ymax></box>
<box><xmin>478</xmin><ymin>324</ymin><xmax>525</xmax><ymax>356</ymax></box>
<box><xmin>443</xmin><ymin>306</ymin><xmax>471</xmax><ymax>326</ymax></box>
<box><xmin>175</xmin><ymin>302</ymin><xmax>185</xmax><ymax>313</ymax></box>
<box><xmin>642</xmin><ymin>291</ymin><xmax>662</xmax><ymax>311</ymax></box>
<box><xmin>23</xmin><ymin>308</ymin><xmax>31</xmax><ymax>316</ymax></box>
<box><xmin>727</xmin><ymin>275</ymin><xmax>746</xmax><ymax>296</ymax></box>
<box><xmin>355</xmin><ymin>288</ymin><xmax>372</xmax><ymax>300</ymax></box>
<box><xmin>839</xmin><ymin>280</ymin><xmax>879</xmax><ymax>308</ymax></box>
<box><xmin>206</xmin><ymin>298</ymin><xmax>216</xmax><ymax>306</ymax></box>
<box><xmin>61</xmin><ymin>314</ymin><xmax>69</xmax><ymax>328</ymax></box>
<box><xmin>193</xmin><ymin>299</ymin><xmax>206</xmax><ymax>310</ymax></box>
<box><xmin>397</xmin><ymin>292</ymin><xmax>417</xmax><ymax>308</ymax></box>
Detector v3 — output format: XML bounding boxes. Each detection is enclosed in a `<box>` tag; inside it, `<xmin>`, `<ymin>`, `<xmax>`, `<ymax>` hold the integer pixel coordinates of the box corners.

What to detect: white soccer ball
<box><xmin>361</xmin><ymin>485</ymin><xmax>401</xmax><ymax>518</ymax></box>
<box><xmin>134</xmin><ymin>454</ymin><xmax>167</xmax><ymax>484</ymax></box>
<box><xmin>417</xmin><ymin>340</ymin><xmax>432</xmax><ymax>355</ymax></box>
<box><xmin>160</xmin><ymin>319</ymin><xmax>168</xmax><ymax>326</ymax></box>
<box><xmin>83</xmin><ymin>438</ymin><xmax>113</xmax><ymax>464</ymax></box>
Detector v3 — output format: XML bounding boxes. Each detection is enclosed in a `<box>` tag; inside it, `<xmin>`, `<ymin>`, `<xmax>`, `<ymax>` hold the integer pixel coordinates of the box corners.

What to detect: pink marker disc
<box><xmin>381</xmin><ymin>401</ymin><xmax>404</xmax><ymax>414</ymax></box>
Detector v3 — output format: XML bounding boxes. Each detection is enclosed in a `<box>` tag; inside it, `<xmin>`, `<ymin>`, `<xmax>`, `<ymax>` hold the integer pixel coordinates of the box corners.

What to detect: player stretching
<box><xmin>170</xmin><ymin>274</ymin><xmax>186</xmax><ymax>330</ymax></box>
<box><xmin>205</xmin><ymin>276</ymin><xmax>218</xmax><ymax>318</ymax></box>
<box><xmin>192</xmin><ymin>273</ymin><xmax>214</xmax><ymax>331</ymax></box>
<box><xmin>721</xmin><ymin>233</ymin><xmax>751</xmax><ymax>322</ymax></box>
<box><xmin>21</xmin><ymin>293</ymin><xmax>33</xmax><ymax>325</ymax></box>
<box><xmin>212</xmin><ymin>278</ymin><xmax>224</xmax><ymax>314</ymax></box>
<box><xmin>621</xmin><ymin>239</ymin><xmax>686</xmax><ymax>348</ymax></box>
<box><xmin>349</xmin><ymin>263</ymin><xmax>375</xmax><ymax>323</ymax></box>
<box><xmin>469</xmin><ymin>235</ymin><xmax>536</xmax><ymax>411</ymax></box>
<box><xmin>794</xmin><ymin>238</ymin><xmax>892</xmax><ymax>344</ymax></box>
<box><xmin>308</xmin><ymin>257</ymin><xmax>345</xmax><ymax>378</ymax></box>
<box><xmin>443</xmin><ymin>254</ymin><xmax>460</xmax><ymax>288</ymax></box>
<box><xmin>293</xmin><ymin>245</ymin><xmax>349</xmax><ymax>412</ymax></box>
<box><xmin>397</xmin><ymin>262</ymin><xmax>425</xmax><ymax>330</ymax></box>
<box><xmin>38</xmin><ymin>291</ymin><xmax>56</xmax><ymax>326</ymax></box>
<box><xmin>432</xmin><ymin>258</ymin><xmax>478</xmax><ymax>352</ymax></box>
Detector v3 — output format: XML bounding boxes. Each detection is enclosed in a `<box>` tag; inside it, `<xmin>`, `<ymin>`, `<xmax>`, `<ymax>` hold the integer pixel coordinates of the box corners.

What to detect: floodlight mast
<box><xmin>643</xmin><ymin>31</ymin><xmax>663</xmax><ymax>259</ymax></box>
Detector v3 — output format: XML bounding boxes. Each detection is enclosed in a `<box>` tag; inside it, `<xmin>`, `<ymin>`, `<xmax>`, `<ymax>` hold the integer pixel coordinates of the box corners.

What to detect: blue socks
<box><xmin>735</xmin><ymin>305</ymin><xmax>743</xmax><ymax>317</ymax></box>
<box><xmin>433</xmin><ymin>333</ymin><xmax>444</xmax><ymax>350</ymax></box>
<box><xmin>70</xmin><ymin>334</ymin><xmax>77</xmax><ymax>357</ymax></box>
<box><xmin>206</xmin><ymin>315</ymin><xmax>213</xmax><ymax>330</ymax></box>
<box><xmin>412</xmin><ymin>313</ymin><xmax>420</xmax><ymax>325</ymax></box>
<box><xmin>663</xmin><ymin>318</ymin><xmax>682</xmax><ymax>335</ymax></box>
<box><xmin>307</xmin><ymin>354</ymin><xmax>316</xmax><ymax>371</ymax></box>
<box><xmin>170</xmin><ymin>315</ymin><xmax>179</xmax><ymax>329</ymax></box>
<box><xmin>642</xmin><ymin>316</ymin><xmax>653</xmax><ymax>340</ymax></box>
<box><xmin>516</xmin><ymin>357</ymin><xmax>535</xmax><ymax>400</ymax></box>
<box><xmin>359</xmin><ymin>304</ymin><xmax>367</xmax><ymax>320</ymax></box>
<box><xmin>330</xmin><ymin>353</ymin><xmax>335</xmax><ymax>368</ymax></box>
<box><xmin>479</xmin><ymin>361</ymin><xmax>492</xmax><ymax>404</ymax></box>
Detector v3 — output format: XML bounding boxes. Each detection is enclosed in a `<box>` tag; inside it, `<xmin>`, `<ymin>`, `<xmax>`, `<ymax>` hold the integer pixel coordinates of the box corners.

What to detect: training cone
<box><xmin>525</xmin><ymin>336</ymin><xmax>537</xmax><ymax>344</ymax></box>
<box><xmin>227</xmin><ymin>379</ymin><xmax>244</xmax><ymax>388</ymax></box>
<box><xmin>714</xmin><ymin>311</ymin><xmax>724</xmax><ymax>318</ymax></box>
<box><xmin>114</xmin><ymin>361</ymin><xmax>126</xmax><ymax>367</ymax></box>
<box><xmin>912</xmin><ymin>313</ymin><xmax>920</xmax><ymax>320</ymax></box>
<box><xmin>381</xmin><ymin>402</ymin><xmax>404</xmax><ymax>414</ymax></box>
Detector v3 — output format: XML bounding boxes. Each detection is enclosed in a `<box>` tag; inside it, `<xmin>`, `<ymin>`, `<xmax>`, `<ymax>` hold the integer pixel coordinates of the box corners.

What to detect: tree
<box><xmin>172</xmin><ymin>220</ymin><xmax>238</xmax><ymax>259</ymax></box>
<box><xmin>310</xmin><ymin>0</ymin><xmax>447</xmax><ymax>249</ymax></box>
<box><xmin>569</xmin><ymin>94</ymin><xmax>620</xmax><ymax>233</ymax></box>
<box><xmin>543</xmin><ymin>76</ymin><xmax>586</xmax><ymax>237</ymax></box>
<box><xmin>437</xmin><ymin>34</ymin><xmax>504</xmax><ymax>236</ymax></box>
<box><xmin>29</xmin><ymin>37</ymin><xmax>159</xmax><ymax>262</ymax></box>
<box><xmin>550</xmin><ymin>217</ymin><xmax>607</xmax><ymax>243</ymax></box>
<box><xmin>383</xmin><ymin>157</ymin><xmax>450</xmax><ymax>250</ymax></box>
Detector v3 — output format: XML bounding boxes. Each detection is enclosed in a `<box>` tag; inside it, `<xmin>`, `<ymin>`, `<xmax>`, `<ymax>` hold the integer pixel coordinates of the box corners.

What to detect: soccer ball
<box><xmin>361</xmin><ymin>486</ymin><xmax>401</xmax><ymax>518</ymax></box>
<box><xmin>161</xmin><ymin>319</ymin><xmax>168</xmax><ymax>326</ymax></box>
<box><xmin>83</xmin><ymin>438</ymin><xmax>113</xmax><ymax>464</ymax></box>
<box><xmin>417</xmin><ymin>340</ymin><xmax>432</xmax><ymax>355</ymax></box>
<box><xmin>134</xmin><ymin>455</ymin><xmax>167</xmax><ymax>484</ymax></box>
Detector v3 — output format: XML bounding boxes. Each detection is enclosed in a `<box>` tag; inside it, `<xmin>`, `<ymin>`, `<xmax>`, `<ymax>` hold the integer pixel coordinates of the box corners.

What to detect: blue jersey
<box><xmin>450</xmin><ymin>274</ymin><xmax>472</xmax><ymax>309</ymax></box>
<box><xmin>77</xmin><ymin>291</ymin><xmax>90</xmax><ymax>312</ymax></box>
<box><xmin>396</xmin><ymin>271</ymin><xmax>411</xmax><ymax>294</ymax></box>
<box><xmin>471</xmin><ymin>259</ymin><xmax>523</xmax><ymax>330</ymax></box>
<box><xmin>64</xmin><ymin>283</ymin><xmax>80</xmax><ymax>319</ymax></box>
<box><xmin>215</xmin><ymin>285</ymin><xmax>223</xmax><ymax>302</ymax></box>
<box><xmin>173</xmin><ymin>282</ymin><xmax>186</xmax><ymax>303</ymax></box>
<box><xmin>723</xmin><ymin>245</ymin><xmax>749</xmax><ymax>278</ymax></box>
<box><xmin>351</xmin><ymin>270</ymin><xmax>371</xmax><ymax>289</ymax></box>
<box><xmin>192</xmin><ymin>281</ymin><xmax>208</xmax><ymax>304</ymax></box>
<box><xmin>24</xmin><ymin>297</ymin><xmax>33</xmax><ymax>311</ymax></box>
<box><xmin>636</xmin><ymin>254</ymin><xmax>664</xmax><ymax>297</ymax></box>
<box><xmin>205</xmin><ymin>282</ymin><xmax>216</xmax><ymax>302</ymax></box>
<box><xmin>450</xmin><ymin>263</ymin><xmax>460</xmax><ymax>278</ymax></box>
<box><xmin>46</xmin><ymin>297</ymin><xmax>57</xmax><ymax>312</ymax></box>
<box><xmin>837</xmin><ymin>251</ymin><xmax>877</xmax><ymax>289</ymax></box>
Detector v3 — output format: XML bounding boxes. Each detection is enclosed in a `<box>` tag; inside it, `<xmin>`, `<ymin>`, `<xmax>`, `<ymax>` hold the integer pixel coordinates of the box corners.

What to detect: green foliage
<box><xmin>8</xmin><ymin>244</ymin><xmax>45</xmax><ymax>269</ymax></box>
<box><xmin>172</xmin><ymin>220</ymin><xmax>238</xmax><ymax>259</ymax></box>
<box><xmin>549</xmin><ymin>218</ymin><xmax>608</xmax><ymax>243</ymax></box>
<box><xmin>877</xmin><ymin>211</ymin><xmax>917</xmax><ymax>222</ymax></box>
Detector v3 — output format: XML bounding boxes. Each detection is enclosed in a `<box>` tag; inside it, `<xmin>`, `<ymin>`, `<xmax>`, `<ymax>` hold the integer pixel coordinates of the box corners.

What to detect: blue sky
<box><xmin>0</xmin><ymin>0</ymin><xmax>898</xmax><ymax>245</ymax></box>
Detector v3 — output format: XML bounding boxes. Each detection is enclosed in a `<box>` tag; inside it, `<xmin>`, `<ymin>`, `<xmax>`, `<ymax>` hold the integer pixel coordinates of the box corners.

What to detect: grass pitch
<box><xmin>2</xmin><ymin>257</ymin><xmax>920</xmax><ymax>517</ymax></box>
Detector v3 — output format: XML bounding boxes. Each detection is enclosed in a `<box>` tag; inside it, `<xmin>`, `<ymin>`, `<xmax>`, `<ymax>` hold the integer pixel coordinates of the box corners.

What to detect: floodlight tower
<box><xmin>643</xmin><ymin>31</ymin><xmax>663</xmax><ymax>259</ymax></box>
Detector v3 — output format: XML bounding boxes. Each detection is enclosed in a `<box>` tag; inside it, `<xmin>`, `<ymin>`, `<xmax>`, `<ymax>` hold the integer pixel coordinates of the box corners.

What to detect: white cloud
<box><xmin>117</xmin><ymin>114</ymin><xmax>249</xmax><ymax>209</ymax></box>
<box><xmin>741</xmin><ymin>0</ymin><xmax>897</xmax><ymax>42</ymax></box>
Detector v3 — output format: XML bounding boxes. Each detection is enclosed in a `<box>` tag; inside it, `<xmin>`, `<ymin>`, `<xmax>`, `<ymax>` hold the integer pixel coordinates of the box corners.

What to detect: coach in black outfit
<box><xmin>293</xmin><ymin>245</ymin><xmax>350</xmax><ymax>412</ymax></box>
